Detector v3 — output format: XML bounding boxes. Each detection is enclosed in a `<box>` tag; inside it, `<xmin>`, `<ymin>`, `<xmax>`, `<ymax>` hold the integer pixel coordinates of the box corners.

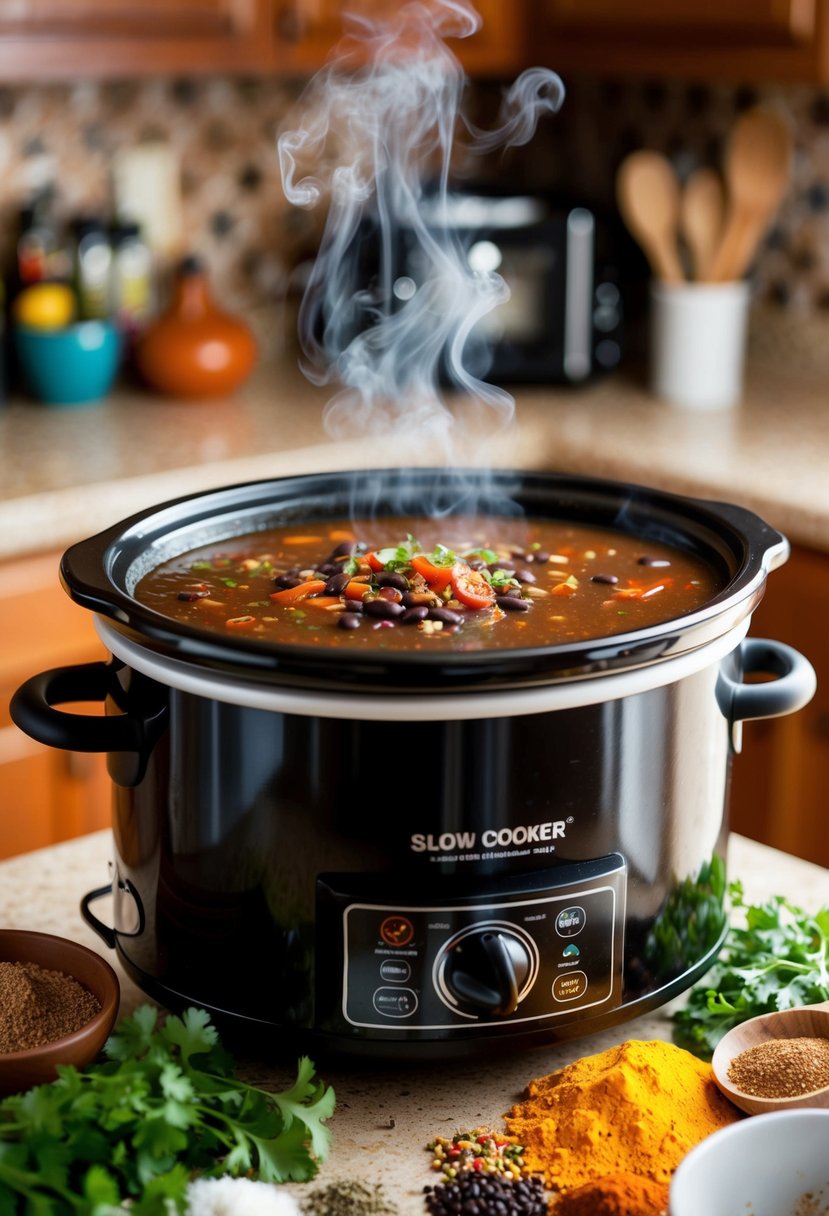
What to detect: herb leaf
<box><xmin>0</xmin><ymin>1005</ymin><xmax>334</xmax><ymax>1213</ymax></box>
<box><xmin>673</xmin><ymin>882</ymin><xmax>829</xmax><ymax>1056</ymax></box>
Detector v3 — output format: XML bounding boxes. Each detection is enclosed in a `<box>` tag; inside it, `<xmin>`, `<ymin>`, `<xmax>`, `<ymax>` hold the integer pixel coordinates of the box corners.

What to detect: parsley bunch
<box><xmin>0</xmin><ymin>1005</ymin><xmax>335</xmax><ymax>1215</ymax></box>
<box><xmin>674</xmin><ymin>882</ymin><xmax>829</xmax><ymax>1056</ymax></box>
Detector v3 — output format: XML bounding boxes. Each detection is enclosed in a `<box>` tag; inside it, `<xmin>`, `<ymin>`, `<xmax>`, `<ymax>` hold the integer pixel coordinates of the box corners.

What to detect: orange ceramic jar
<box><xmin>136</xmin><ymin>256</ymin><xmax>257</xmax><ymax>399</ymax></box>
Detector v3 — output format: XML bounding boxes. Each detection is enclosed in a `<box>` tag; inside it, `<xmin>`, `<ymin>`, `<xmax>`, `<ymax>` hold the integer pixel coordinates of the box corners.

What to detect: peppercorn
<box><xmin>423</xmin><ymin>1171</ymin><xmax>547</xmax><ymax>1215</ymax></box>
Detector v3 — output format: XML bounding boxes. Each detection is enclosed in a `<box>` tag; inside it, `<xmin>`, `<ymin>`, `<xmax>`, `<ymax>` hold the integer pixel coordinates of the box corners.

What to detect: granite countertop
<box><xmin>0</xmin><ymin>829</ymin><xmax>826</xmax><ymax>1212</ymax></box>
<box><xmin>3</xmin><ymin>314</ymin><xmax>829</xmax><ymax>562</ymax></box>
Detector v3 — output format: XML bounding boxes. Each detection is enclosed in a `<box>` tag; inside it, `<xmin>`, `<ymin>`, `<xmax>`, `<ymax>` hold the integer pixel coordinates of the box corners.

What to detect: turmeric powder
<box><xmin>505</xmin><ymin>1039</ymin><xmax>741</xmax><ymax>1191</ymax></box>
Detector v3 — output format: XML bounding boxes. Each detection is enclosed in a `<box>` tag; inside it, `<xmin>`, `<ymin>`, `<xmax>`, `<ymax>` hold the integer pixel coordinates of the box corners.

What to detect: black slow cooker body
<box><xmin>10</xmin><ymin>470</ymin><xmax>816</xmax><ymax>1060</ymax></box>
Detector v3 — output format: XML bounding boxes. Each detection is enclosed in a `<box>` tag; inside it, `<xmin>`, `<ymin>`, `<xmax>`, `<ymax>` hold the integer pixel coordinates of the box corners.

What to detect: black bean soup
<box><xmin>135</xmin><ymin>516</ymin><xmax>721</xmax><ymax>651</ymax></box>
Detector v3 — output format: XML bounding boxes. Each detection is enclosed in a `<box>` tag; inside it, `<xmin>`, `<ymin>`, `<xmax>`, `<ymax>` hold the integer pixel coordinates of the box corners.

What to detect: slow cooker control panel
<box><xmin>316</xmin><ymin>855</ymin><xmax>626</xmax><ymax>1035</ymax></box>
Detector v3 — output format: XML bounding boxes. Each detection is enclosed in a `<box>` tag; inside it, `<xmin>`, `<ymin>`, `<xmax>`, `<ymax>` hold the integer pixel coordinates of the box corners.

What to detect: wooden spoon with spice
<box><xmin>711</xmin><ymin>1001</ymin><xmax>829</xmax><ymax>1115</ymax></box>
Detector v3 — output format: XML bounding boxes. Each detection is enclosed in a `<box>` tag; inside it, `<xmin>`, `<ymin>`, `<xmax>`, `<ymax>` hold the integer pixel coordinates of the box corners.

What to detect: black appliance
<box><xmin>11</xmin><ymin>470</ymin><xmax>815</xmax><ymax>1060</ymax></box>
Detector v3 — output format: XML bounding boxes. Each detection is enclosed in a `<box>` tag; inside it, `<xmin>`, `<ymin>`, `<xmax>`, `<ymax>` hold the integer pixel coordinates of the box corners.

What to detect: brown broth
<box><xmin>135</xmin><ymin>515</ymin><xmax>722</xmax><ymax>652</ymax></box>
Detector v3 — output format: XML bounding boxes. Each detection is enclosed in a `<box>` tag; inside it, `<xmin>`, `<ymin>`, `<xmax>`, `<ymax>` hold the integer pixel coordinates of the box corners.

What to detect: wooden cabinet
<box><xmin>541</xmin><ymin>0</ymin><xmax>829</xmax><ymax>83</ymax></box>
<box><xmin>273</xmin><ymin>0</ymin><xmax>524</xmax><ymax>76</ymax></box>
<box><xmin>729</xmin><ymin>545</ymin><xmax>829</xmax><ymax>868</ymax></box>
<box><xmin>0</xmin><ymin>553</ymin><xmax>110</xmax><ymax>859</ymax></box>
<box><xmin>0</xmin><ymin>0</ymin><xmax>274</xmax><ymax>79</ymax></box>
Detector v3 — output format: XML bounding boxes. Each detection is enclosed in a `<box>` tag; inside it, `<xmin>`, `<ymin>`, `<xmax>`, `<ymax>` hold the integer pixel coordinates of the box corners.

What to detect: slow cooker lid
<box><xmin>60</xmin><ymin>468</ymin><xmax>788</xmax><ymax>693</ymax></box>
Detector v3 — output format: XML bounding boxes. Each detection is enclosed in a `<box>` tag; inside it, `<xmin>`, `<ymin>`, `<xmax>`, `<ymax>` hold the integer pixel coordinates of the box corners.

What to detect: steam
<box><xmin>278</xmin><ymin>0</ymin><xmax>563</xmax><ymax>483</ymax></box>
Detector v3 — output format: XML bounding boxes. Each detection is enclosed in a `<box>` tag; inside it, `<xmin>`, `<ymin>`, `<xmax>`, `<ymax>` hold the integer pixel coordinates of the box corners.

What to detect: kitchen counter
<box><xmin>3</xmin><ymin>308</ymin><xmax>829</xmax><ymax>562</ymax></box>
<box><xmin>0</xmin><ymin>829</ymin><xmax>825</xmax><ymax>1212</ymax></box>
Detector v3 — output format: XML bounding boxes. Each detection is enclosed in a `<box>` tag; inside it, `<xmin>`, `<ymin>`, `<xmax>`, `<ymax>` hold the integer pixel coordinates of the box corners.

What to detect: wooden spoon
<box><xmin>616</xmin><ymin>150</ymin><xmax>685</xmax><ymax>283</ymax></box>
<box><xmin>680</xmin><ymin>167</ymin><xmax>725</xmax><ymax>281</ymax></box>
<box><xmin>708</xmin><ymin>107</ymin><xmax>792</xmax><ymax>282</ymax></box>
<box><xmin>711</xmin><ymin>1001</ymin><xmax>829</xmax><ymax>1115</ymax></box>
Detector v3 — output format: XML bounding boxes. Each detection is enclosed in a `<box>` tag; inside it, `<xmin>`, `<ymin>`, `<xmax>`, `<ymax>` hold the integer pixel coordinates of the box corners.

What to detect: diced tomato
<box><xmin>366</xmin><ymin>547</ymin><xmax>403</xmax><ymax>572</ymax></box>
<box><xmin>450</xmin><ymin>561</ymin><xmax>495</xmax><ymax>610</ymax></box>
<box><xmin>269</xmin><ymin>579</ymin><xmax>327</xmax><ymax>603</ymax></box>
<box><xmin>410</xmin><ymin>554</ymin><xmax>454</xmax><ymax>592</ymax></box>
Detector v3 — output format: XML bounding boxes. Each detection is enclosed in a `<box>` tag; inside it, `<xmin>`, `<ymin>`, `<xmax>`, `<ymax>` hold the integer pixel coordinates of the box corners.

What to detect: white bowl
<box><xmin>669</xmin><ymin>1109</ymin><xmax>829</xmax><ymax>1216</ymax></box>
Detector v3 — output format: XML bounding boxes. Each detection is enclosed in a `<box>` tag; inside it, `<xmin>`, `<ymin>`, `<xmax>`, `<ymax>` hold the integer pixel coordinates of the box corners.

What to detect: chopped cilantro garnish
<box><xmin>221</xmin><ymin>578</ymin><xmax>238</xmax><ymax>588</ymax></box>
<box><xmin>428</xmin><ymin>544</ymin><xmax>457</xmax><ymax>568</ymax></box>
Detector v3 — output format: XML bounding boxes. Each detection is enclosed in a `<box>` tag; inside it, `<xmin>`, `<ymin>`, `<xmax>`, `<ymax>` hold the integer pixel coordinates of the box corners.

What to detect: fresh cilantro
<box><xmin>377</xmin><ymin>535</ymin><xmax>421</xmax><ymax>571</ymax></box>
<box><xmin>428</xmin><ymin>544</ymin><xmax>457</xmax><ymax>568</ymax></box>
<box><xmin>488</xmin><ymin>569</ymin><xmax>520</xmax><ymax>590</ymax></box>
<box><xmin>464</xmin><ymin>547</ymin><xmax>498</xmax><ymax>564</ymax></box>
<box><xmin>673</xmin><ymin>882</ymin><xmax>829</xmax><ymax>1056</ymax></box>
<box><xmin>343</xmin><ymin>557</ymin><xmax>359</xmax><ymax>577</ymax></box>
<box><xmin>221</xmin><ymin>578</ymin><xmax>238</xmax><ymax>589</ymax></box>
<box><xmin>190</xmin><ymin>561</ymin><xmax>213</xmax><ymax>571</ymax></box>
<box><xmin>0</xmin><ymin>1005</ymin><xmax>335</xmax><ymax>1214</ymax></box>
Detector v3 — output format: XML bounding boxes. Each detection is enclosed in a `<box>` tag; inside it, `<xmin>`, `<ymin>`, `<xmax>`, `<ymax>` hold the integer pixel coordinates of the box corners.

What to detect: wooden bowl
<box><xmin>0</xmin><ymin>929</ymin><xmax>120</xmax><ymax>1095</ymax></box>
<box><xmin>711</xmin><ymin>1000</ymin><xmax>829</xmax><ymax>1115</ymax></box>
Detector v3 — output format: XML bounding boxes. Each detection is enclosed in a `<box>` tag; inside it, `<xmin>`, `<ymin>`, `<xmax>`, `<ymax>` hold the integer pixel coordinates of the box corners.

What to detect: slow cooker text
<box><xmin>410</xmin><ymin>822</ymin><xmax>567</xmax><ymax>853</ymax></box>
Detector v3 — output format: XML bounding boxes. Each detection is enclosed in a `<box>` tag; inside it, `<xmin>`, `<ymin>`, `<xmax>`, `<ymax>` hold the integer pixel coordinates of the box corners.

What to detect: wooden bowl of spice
<box><xmin>711</xmin><ymin>1001</ymin><xmax>829</xmax><ymax>1115</ymax></box>
<box><xmin>0</xmin><ymin>929</ymin><xmax>119</xmax><ymax>1095</ymax></box>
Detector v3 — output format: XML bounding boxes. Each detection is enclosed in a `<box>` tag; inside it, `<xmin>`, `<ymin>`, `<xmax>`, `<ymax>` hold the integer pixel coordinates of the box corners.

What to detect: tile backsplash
<box><xmin>1</xmin><ymin>71</ymin><xmax>829</xmax><ymax>319</ymax></box>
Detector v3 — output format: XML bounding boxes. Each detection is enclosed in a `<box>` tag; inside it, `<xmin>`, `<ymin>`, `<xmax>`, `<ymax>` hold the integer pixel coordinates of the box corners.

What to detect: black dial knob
<box><xmin>441</xmin><ymin>928</ymin><xmax>533</xmax><ymax>1016</ymax></box>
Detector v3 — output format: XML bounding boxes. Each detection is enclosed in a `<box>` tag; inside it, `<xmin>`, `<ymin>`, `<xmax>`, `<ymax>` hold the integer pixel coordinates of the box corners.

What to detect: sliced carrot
<box><xmin>328</xmin><ymin>529</ymin><xmax>356</xmax><ymax>542</ymax></box>
<box><xmin>282</xmin><ymin>535</ymin><xmax>323</xmax><ymax>545</ymax></box>
<box><xmin>225</xmin><ymin>615</ymin><xmax>256</xmax><ymax>627</ymax></box>
<box><xmin>304</xmin><ymin>597</ymin><xmax>343</xmax><ymax>609</ymax></box>
<box><xmin>269</xmin><ymin>579</ymin><xmax>327</xmax><ymax>603</ymax></box>
<box><xmin>344</xmin><ymin>581</ymin><xmax>371</xmax><ymax>600</ymax></box>
<box><xmin>550</xmin><ymin>582</ymin><xmax>577</xmax><ymax>597</ymax></box>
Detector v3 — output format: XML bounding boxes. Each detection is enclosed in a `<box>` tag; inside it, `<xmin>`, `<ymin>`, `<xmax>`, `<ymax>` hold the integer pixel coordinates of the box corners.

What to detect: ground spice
<box><xmin>727</xmin><ymin>1036</ymin><xmax>829</xmax><ymax>1098</ymax></box>
<box><xmin>552</xmin><ymin>1171</ymin><xmax>669</xmax><ymax>1216</ymax></box>
<box><xmin>423</xmin><ymin>1171</ymin><xmax>547</xmax><ymax>1216</ymax></box>
<box><xmin>0</xmin><ymin>959</ymin><xmax>101</xmax><ymax>1053</ymax></box>
<box><xmin>504</xmin><ymin>1039</ymin><xmax>741</xmax><ymax>1191</ymax></box>
<box><xmin>302</xmin><ymin>1180</ymin><xmax>399</xmax><ymax>1216</ymax></box>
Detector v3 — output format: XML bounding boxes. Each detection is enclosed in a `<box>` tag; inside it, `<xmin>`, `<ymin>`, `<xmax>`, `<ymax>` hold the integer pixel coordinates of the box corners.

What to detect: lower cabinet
<box><xmin>729</xmin><ymin>544</ymin><xmax>829</xmax><ymax>869</ymax></box>
<box><xmin>0</xmin><ymin>552</ymin><xmax>110</xmax><ymax>859</ymax></box>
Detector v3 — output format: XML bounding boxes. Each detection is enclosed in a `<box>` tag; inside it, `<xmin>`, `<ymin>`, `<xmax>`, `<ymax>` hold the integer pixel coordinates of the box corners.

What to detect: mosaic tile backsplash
<box><xmin>1</xmin><ymin>72</ymin><xmax>829</xmax><ymax>323</ymax></box>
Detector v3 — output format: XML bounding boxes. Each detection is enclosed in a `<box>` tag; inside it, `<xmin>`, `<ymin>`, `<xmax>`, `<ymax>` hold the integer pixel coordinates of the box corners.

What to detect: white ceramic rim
<box><xmin>95</xmin><ymin>615</ymin><xmax>750</xmax><ymax>722</ymax></box>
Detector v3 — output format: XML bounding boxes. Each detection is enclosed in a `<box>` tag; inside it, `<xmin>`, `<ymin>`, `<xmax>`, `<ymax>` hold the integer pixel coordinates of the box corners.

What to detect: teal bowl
<box><xmin>14</xmin><ymin>321</ymin><xmax>122</xmax><ymax>406</ymax></box>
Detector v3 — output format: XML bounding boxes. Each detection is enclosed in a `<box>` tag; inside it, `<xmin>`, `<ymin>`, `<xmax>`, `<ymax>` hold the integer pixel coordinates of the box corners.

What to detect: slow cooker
<box><xmin>11</xmin><ymin>469</ymin><xmax>816</xmax><ymax>1059</ymax></box>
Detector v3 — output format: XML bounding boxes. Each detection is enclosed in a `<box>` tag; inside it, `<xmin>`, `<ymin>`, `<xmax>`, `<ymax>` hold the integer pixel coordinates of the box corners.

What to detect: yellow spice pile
<box><xmin>504</xmin><ymin>1039</ymin><xmax>741</xmax><ymax>1191</ymax></box>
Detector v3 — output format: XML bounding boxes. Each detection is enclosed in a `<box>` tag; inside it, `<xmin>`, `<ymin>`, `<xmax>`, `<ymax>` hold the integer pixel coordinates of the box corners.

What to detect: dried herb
<box><xmin>302</xmin><ymin>1178</ymin><xmax>398</xmax><ymax>1215</ymax></box>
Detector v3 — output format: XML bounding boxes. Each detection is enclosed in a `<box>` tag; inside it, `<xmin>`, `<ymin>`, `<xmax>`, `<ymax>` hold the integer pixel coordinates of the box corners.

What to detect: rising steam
<box><xmin>278</xmin><ymin>0</ymin><xmax>563</xmax><ymax>473</ymax></box>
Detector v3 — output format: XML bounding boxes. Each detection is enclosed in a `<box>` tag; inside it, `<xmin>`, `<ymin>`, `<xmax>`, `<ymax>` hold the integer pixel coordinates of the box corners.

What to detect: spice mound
<box><xmin>0</xmin><ymin>959</ymin><xmax>101</xmax><ymax>1053</ymax></box>
<box><xmin>727</xmin><ymin>1035</ymin><xmax>829</xmax><ymax>1098</ymax></box>
<box><xmin>504</xmin><ymin>1039</ymin><xmax>741</xmax><ymax>1191</ymax></box>
<box><xmin>552</xmin><ymin>1171</ymin><xmax>669</xmax><ymax>1216</ymax></box>
<box><xmin>427</xmin><ymin>1127</ymin><xmax>526</xmax><ymax>1179</ymax></box>
<box><xmin>424</xmin><ymin>1171</ymin><xmax>547</xmax><ymax>1216</ymax></box>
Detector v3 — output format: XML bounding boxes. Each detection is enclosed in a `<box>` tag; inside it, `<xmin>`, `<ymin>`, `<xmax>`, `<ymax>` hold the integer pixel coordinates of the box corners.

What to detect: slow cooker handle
<box><xmin>10</xmin><ymin>661</ymin><xmax>166</xmax><ymax>785</ymax></box>
<box><xmin>719</xmin><ymin>638</ymin><xmax>817</xmax><ymax>751</ymax></box>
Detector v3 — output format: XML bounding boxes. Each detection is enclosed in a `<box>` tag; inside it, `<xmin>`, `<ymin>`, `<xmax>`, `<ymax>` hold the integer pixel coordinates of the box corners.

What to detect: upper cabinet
<box><xmin>2</xmin><ymin>0</ymin><xmax>829</xmax><ymax>84</ymax></box>
<box><xmin>542</xmin><ymin>0</ymin><xmax>829</xmax><ymax>83</ymax></box>
<box><xmin>0</xmin><ymin>0</ymin><xmax>274</xmax><ymax>79</ymax></box>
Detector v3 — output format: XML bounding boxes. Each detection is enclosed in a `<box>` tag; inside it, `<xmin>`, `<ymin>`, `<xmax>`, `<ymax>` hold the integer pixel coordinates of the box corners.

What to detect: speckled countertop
<box><xmin>0</xmin><ymin>830</ymin><xmax>826</xmax><ymax>1212</ymax></box>
<box><xmin>2</xmin><ymin>321</ymin><xmax>829</xmax><ymax>562</ymax></box>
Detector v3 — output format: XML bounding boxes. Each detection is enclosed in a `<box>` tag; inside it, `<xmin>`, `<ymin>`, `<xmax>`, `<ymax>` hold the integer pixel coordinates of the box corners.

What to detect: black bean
<box><xmin>338</xmin><ymin>613</ymin><xmax>362</xmax><ymax>630</ymax></box>
<box><xmin>316</xmin><ymin>562</ymin><xmax>339</xmax><ymax>576</ymax></box>
<box><xmin>272</xmin><ymin>575</ymin><xmax>304</xmax><ymax>590</ymax></box>
<box><xmin>401</xmin><ymin>606</ymin><xmax>429</xmax><ymax>624</ymax></box>
<box><xmin>496</xmin><ymin>594</ymin><xmax>530</xmax><ymax>612</ymax></box>
<box><xmin>468</xmin><ymin>558</ymin><xmax>486</xmax><ymax>571</ymax></box>
<box><xmin>487</xmin><ymin>559</ymin><xmax>514</xmax><ymax>573</ymax></box>
<box><xmin>591</xmin><ymin>573</ymin><xmax>619</xmax><ymax>585</ymax></box>
<box><xmin>378</xmin><ymin>586</ymin><xmax>403</xmax><ymax>603</ymax></box>
<box><xmin>323</xmin><ymin>571</ymin><xmax>351</xmax><ymax>595</ymax></box>
<box><xmin>376</xmin><ymin>571</ymin><xmax>410</xmax><ymax>591</ymax></box>
<box><xmin>514</xmin><ymin>568</ymin><xmax>536</xmax><ymax>584</ymax></box>
<box><xmin>364</xmin><ymin>599</ymin><xmax>405</xmax><ymax>619</ymax></box>
<box><xmin>637</xmin><ymin>555</ymin><xmax>672</xmax><ymax>567</ymax></box>
<box><xmin>330</xmin><ymin>540</ymin><xmax>358</xmax><ymax>558</ymax></box>
<box><xmin>534</xmin><ymin>549</ymin><xmax>550</xmax><ymax>562</ymax></box>
<box><xmin>177</xmin><ymin>590</ymin><xmax>209</xmax><ymax>601</ymax></box>
<box><xmin>428</xmin><ymin>607</ymin><xmax>463</xmax><ymax>625</ymax></box>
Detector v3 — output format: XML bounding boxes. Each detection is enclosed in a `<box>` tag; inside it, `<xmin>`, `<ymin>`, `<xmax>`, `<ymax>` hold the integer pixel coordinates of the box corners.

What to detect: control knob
<box><xmin>440</xmin><ymin>927</ymin><xmax>534</xmax><ymax>1017</ymax></box>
